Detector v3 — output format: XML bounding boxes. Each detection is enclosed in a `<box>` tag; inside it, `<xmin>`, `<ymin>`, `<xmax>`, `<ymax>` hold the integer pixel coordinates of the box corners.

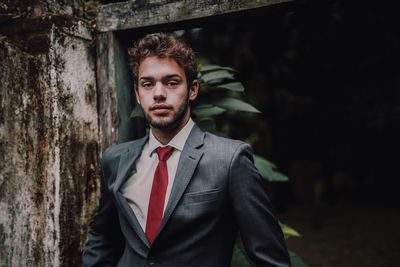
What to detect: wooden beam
<box><xmin>96</xmin><ymin>0</ymin><xmax>293</xmax><ymax>32</ymax></box>
<box><xmin>96</xmin><ymin>32</ymin><xmax>146</xmax><ymax>148</ymax></box>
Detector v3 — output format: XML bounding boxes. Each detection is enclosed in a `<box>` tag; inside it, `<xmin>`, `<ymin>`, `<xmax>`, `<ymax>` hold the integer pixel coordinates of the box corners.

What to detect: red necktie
<box><xmin>145</xmin><ymin>146</ymin><xmax>174</xmax><ymax>244</ymax></box>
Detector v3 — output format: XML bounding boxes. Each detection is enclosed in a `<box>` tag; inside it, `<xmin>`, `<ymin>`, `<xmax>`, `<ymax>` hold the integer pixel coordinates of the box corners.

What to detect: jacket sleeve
<box><xmin>228</xmin><ymin>143</ymin><xmax>291</xmax><ymax>267</ymax></box>
<box><xmin>81</xmin><ymin>153</ymin><xmax>125</xmax><ymax>267</ymax></box>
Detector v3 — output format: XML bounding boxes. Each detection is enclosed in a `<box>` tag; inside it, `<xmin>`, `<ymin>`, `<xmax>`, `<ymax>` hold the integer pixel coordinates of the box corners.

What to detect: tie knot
<box><xmin>155</xmin><ymin>146</ymin><xmax>174</xmax><ymax>162</ymax></box>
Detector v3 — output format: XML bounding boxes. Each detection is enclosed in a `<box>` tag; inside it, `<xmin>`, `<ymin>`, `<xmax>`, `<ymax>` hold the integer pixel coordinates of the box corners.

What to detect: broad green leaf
<box><xmin>216</xmin><ymin>82</ymin><xmax>245</xmax><ymax>92</ymax></box>
<box><xmin>196</xmin><ymin>118</ymin><xmax>217</xmax><ymax>133</ymax></box>
<box><xmin>173</xmin><ymin>29</ymin><xmax>185</xmax><ymax>37</ymax></box>
<box><xmin>290</xmin><ymin>251</ymin><xmax>310</xmax><ymax>267</ymax></box>
<box><xmin>200</xmin><ymin>64</ymin><xmax>237</xmax><ymax>73</ymax></box>
<box><xmin>253</xmin><ymin>155</ymin><xmax>289</xmax><ymax>182</ymax></box>
<box><xmin>214</xmin><ymin>97</ymin><xmax>261</xmax><ymax>113</ymax></box>
<box><xmin>203</xmin><ymin>78</ymin><xmax>226</xmax><ymax>86</ymax></box>
<box><xmin>231</xmin><ymin>244</ymin><xmax>256</xmax><ymax>267</ymax></box>
<box><xmin>193</xmin><ymin>105</ymin><xmax>226</xmax><ymax>117</ymax></box>
<box><xmin>268</xmin><ymin>172</ymin><xmax>289</xmax><ymax>182</ymax></box>
<box><xmin>253</xmin><ymin>154</ymin><xmax>277</xmax><ymax>168</ymax></box>
<box><xmin>280</xmin><ymin>223</ymin><xmax>301</xmax><ymax>238</ymax></box>
<box><xmin>130</xmin><ymin>105</ymin><xmax>144</xmax><ymax>118</ymax></box>
<box><xmin>200</xmin><ymin>70</ymin><xmax>234</xmax><ymax>83</ymax></box>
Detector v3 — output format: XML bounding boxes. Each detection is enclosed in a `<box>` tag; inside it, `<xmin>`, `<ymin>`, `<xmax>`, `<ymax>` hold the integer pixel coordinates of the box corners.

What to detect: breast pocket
<box><xmin>181</xmin><ymin>188</ymin><xmax>221</xmax><ymax>205</ymax></box>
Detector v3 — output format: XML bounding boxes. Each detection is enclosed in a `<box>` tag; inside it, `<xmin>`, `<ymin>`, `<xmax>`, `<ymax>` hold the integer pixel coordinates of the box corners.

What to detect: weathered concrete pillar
<box><xmin>0</xmin><ymin>19</ymin><xmax>99</xmax><ymax>267</ymax></box>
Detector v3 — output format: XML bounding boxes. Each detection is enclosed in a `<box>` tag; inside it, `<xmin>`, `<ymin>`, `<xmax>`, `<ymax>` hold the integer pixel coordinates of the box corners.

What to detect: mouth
<box><xmin>150</xmin><ymin>104</ymin><xmax>172</xmax><ymax>115</ymax></box>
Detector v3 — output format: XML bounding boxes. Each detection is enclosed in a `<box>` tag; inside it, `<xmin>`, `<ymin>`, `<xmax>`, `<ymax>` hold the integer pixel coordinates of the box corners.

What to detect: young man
<box><xmin>82</xmin><ymin>33</ymin><xmax>290</xmax><ymax>267</ymax></box>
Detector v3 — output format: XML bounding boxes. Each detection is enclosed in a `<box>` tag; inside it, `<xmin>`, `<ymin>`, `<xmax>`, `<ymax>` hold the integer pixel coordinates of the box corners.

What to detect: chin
<box><xmin>147</xmin><ymin>103</ymin><xmax>189</xmax><ymax>131</ymax></box>
<box><xmin>149</xmin><ymin>117</ymin><xmax>177</xmax><ymax>130</ymax></box>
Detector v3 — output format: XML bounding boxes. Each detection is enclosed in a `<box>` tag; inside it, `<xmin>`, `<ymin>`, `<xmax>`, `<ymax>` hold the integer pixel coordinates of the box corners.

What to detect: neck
<box><xmin>151</xmin><ymin>114</ymin><xmax>190</xmax><ymax>145</ymax></box>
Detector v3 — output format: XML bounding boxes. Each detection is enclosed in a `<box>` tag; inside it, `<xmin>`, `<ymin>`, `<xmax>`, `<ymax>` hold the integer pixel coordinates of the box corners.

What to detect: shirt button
<box><xmin>147</xmin><ymin>255</ymin><xmax>156</xmax><ymax>265</ymax></box>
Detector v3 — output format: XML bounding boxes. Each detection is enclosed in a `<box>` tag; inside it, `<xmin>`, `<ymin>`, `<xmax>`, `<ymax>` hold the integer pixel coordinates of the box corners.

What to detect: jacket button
<box><xmin>147</xmin><ymin>255</ymin><xmax>156</xmax><ymax>265</ymax></box>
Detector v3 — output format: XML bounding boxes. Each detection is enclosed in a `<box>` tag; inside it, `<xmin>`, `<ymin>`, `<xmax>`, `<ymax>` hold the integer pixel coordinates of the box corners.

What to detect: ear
<box><xmin>188</xmin><ymin>80</ymin><xmax>199</xmax><ymax>101</ymax></box>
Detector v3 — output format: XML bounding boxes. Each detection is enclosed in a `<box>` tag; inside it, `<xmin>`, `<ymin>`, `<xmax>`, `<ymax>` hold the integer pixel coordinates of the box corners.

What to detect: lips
<box><xmin>150</xmin><ymin>104</ymin><xmax>172</xmax><ymax>114</ymax></box>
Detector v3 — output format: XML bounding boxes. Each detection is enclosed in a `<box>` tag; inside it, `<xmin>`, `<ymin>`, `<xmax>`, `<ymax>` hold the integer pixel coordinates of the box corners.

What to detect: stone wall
<box><xmin>0</xmin><ymin>19</ymin><xmax>99</xmax><ymax>267</ymax></box>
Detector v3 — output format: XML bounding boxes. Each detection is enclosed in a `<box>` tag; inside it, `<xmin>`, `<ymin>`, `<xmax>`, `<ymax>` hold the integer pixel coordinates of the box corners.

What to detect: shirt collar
<box><xmin>148</xmin><ymin>118</ymin><xmax>195</xmax><ymax>156</ymax></box>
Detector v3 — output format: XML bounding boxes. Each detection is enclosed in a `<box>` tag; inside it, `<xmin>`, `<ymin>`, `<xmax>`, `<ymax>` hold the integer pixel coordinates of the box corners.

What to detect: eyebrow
<box><xmin>139</xmin><ymin>74</ymin><xmax>183</xmax><ymax>80</ymax></box>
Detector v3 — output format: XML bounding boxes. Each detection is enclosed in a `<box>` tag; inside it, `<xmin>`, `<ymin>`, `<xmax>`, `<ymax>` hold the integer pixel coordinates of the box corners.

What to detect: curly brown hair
<box><xmin>128</xmin><ymin>33</ymin><xmax>198</xmax><ymax>90</ymax></box>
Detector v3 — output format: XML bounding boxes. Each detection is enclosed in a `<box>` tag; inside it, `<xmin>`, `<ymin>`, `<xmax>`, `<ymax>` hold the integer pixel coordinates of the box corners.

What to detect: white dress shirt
<box><xmin>121</xmin><ymin>119</ymin><xmax>195</xmax><ymax>231</ymax></box>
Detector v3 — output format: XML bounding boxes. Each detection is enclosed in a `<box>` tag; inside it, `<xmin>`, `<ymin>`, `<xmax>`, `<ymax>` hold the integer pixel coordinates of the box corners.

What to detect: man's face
<box><xmin>135</xmin><ymin>56</ymin><xmax>198</xmax><ymax>131</ymax></box>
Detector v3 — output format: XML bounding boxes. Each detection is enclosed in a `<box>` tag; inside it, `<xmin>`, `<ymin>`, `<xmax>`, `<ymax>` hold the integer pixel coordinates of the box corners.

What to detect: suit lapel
<box><xmin>116</xmin><ymin>191</ymin><xmax>151</xmax><ymax>249</ymax></box>
<box><xmin>110</xmin><ymin>125</ymin><xmax>205</xmax><ymax>245</ymax></box>
<box><xmin>158</xmin><ymin>125</ymin><xmax>205</xmax><ymax>234</ymax></box>
<box><xmin>113</xmin><ymin>136</ymin><xmax>148</xmax><ymax>191</ymax></box>
<box><xmin>111</xmin><ymin>135</ymin><xmax>151</xmax><ymax>248</ymax></box>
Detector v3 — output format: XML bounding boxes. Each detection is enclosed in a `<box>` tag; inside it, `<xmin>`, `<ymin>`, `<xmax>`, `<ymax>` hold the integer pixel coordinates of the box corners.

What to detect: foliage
<box><xmin>193</xmin><ymin>64</ymin><xmax>288</xmax><ymax>183</ymax></box>
<box><xmin>280</xmin><ymin>223</ymin><xmax>301</xmax><ymax>239</ymax></box>
<box><xmin>231</xmin><ymin>237</ymin><xmax>256</xmax><ymax>267</ymax></box>
<box><xmin>194</xmin><ymin>63</ymin><xmax>308</xmax><ymax>267</ymax></box>
<box><xmin>289</xmin><ymin>252</ymin><xmax>309</xmax><ymax>267</ymax></box>
<box><xmin>253</xmin><ymin>155</ymin><xmax>289</xmax><ymax>182</ymax></box>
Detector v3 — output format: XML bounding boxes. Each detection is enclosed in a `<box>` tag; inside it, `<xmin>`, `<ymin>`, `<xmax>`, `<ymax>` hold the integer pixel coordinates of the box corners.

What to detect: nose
<box><xmin>153</xmin><ymin>81</ymin><xmax>166</xmax><ymax>100</ymax></box>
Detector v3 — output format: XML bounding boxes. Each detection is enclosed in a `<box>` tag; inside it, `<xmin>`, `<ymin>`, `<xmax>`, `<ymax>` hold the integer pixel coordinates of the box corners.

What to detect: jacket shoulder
<box><xmin>204</xmin><ymin>131</ymin><xmax>246</xmax><ymax>147</ymax></box>
<box><xmin>102</xmin><ymin>136</ymin><xmax>147</xmax><ymax>162</ymax></box>
<box><xmin>202</xmin><ymin>131</ymin><xmax>251</xmax><ymax>157</ymax></box>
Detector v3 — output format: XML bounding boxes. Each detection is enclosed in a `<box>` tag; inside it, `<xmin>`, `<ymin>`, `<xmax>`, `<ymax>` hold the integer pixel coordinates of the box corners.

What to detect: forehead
<box><xmin>138</xmin><ymin>56</ymin><xmax>185</xmax><ymax>79</ymax></box>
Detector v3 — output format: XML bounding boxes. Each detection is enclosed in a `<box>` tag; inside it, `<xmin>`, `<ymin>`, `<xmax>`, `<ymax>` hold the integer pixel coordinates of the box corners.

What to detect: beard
<box><xmin>146</xmin><ymin>95</ymin><xmax>190</xmax><ymax>131</ymax></box>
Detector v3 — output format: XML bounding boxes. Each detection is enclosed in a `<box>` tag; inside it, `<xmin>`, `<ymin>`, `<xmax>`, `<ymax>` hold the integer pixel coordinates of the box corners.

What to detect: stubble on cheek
<box><xmin>146</xmin><ymin>96</ymin><xmax>189</xmax><ymax>130</ymax></box>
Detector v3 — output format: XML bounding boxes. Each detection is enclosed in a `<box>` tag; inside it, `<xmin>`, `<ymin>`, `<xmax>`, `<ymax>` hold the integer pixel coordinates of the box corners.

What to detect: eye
<box><xmin>166</xmin><ymin>80</ymin><xmax>179</xmax><ymax>88</ymax></box>
<box><xmin>141</xmin><ymin>81</ymin><xmax>153</xmax><ymax>88</ymax></box>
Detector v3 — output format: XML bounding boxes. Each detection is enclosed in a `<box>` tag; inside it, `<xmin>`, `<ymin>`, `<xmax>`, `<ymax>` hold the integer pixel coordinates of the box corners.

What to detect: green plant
<box><xmin>194</xmin><ymin>64</ymin><xmax>289</xmax><ymax>183</ymax></box>
<box><xmin>194</xmin><ymin>63</ymin><xmax>308</xmax><ymax>267</ymax></box>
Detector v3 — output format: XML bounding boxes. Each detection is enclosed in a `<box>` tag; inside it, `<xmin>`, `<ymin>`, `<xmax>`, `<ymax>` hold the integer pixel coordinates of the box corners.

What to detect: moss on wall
<box><xmin>0</xmin><ymin>19</ymin><xmax>99</xmax><ymax>267</ymax></box>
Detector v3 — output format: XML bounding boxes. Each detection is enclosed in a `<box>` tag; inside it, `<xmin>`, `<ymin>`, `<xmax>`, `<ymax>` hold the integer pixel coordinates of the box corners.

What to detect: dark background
<box><xmin>185</xmin><ymin>0</ymin><xmax>400</xmax><ymax>208</ymax></box>
<box><xmin>117</xmin><ymin>0</ymin><xmax>400</xmax><ymax>266</ymax></box>
<box><xmin>185</xmin><ymin>1</ymin><xmax>400</xmax><ymax>266</ymax></box>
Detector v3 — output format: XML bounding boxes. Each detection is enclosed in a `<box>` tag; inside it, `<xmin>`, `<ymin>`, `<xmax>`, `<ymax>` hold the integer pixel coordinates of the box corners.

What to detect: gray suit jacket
<box><xmin>82</xmin><ymin>125</ymin><xmax>290</xmax><ymax>267</ymax></box>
